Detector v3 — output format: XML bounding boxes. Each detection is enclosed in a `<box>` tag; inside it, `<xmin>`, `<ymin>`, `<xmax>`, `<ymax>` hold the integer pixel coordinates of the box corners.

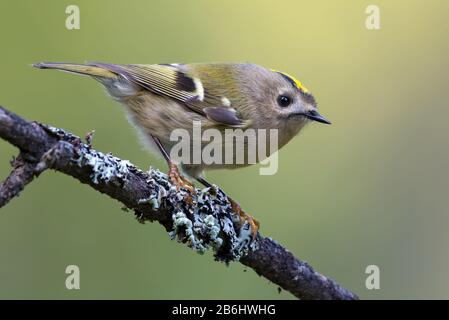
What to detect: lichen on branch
<box><xmin>43</xmin><ymin>127</ymin><xmax>258</xmax><ymax>262</ymax></box>
<box><xmin>0</xmin><ymin>105</ymin><xmax>358</xmax><ymax>300</ymax></box>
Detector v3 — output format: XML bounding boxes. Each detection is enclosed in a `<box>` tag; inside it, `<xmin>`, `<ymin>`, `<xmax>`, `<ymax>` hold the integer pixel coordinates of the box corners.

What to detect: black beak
<box><xmin>305</xmin><ymin>110</ymin><xmax>331</xmax><ymax>124</ymax></box>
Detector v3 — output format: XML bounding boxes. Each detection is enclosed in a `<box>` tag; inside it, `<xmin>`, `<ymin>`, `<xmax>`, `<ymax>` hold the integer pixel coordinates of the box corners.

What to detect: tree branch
<box><xmin>0</xmin><ymin>105</ymin><xmax>358</xmax><ymax>300</ymax></box>
<box><xmin>0</xmin><ymin>154</ymin><xmax>36</xmax><ymax>207</ymax></box>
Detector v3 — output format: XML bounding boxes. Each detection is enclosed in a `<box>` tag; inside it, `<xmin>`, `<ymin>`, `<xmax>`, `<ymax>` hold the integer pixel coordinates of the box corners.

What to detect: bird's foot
<box><xmin>229</xmin><ymin>198</ymin><xmax>260</xmax><ymax>239</ymax></box>
<box><xmin>168</xmin><ymin>162</ymin><xmax>195</xmax><ymax>194</ymax></box>
<box><xmin>85</xmin><ymin>129</ymin><xmax>95</xmax><ymax>147</ymax></box>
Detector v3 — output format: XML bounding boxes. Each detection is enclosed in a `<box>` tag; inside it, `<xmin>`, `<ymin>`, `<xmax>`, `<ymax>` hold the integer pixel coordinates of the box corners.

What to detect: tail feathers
<box><xmin>33</xmin><ymin>62</ymin><xmax>118</xmax><ymax>79</ymax></box>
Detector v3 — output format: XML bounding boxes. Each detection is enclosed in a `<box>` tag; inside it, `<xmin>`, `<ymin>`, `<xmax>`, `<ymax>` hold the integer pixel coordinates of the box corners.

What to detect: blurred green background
<box><xmin>1</xmin><ymin>0</ymin><xmax>448</xmax><ymax>299</ymax></box>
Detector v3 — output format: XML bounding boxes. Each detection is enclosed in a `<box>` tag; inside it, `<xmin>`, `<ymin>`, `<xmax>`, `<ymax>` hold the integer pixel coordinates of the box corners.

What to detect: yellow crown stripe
<box><xmin>271</xmin><ymin>69</ymin><xmax>309</xmax><ymax>93</ymax></box>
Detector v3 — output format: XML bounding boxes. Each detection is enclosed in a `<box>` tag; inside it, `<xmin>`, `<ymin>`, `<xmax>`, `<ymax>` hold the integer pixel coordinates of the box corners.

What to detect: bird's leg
<box><xmin>168</xmin><ymin>162</ymin><xmax>195</xmax><ymax>193</ymax></box>
<box><xmin>151</xmin><ymin>135</ymin><xmax>195</xmax><ymax>193</ymax></box>
<box><xmin>197</xmin><ymin>177</ymin><xmax>260</xmax><ymax>238</ymax></box>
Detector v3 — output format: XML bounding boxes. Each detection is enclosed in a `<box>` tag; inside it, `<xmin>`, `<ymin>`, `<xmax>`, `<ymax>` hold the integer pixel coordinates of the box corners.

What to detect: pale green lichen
<box><xmin>144</xmin><ymin>168</ymin><xmax>258</xmax><ymax>262</ymax></box>
<box><xmin>74</xmin><ymin>152</ymin><xmax>257</xmax><ymax>262</ymax></box>
<box><xmin>202</xmin><ymin>214</ymin><xmax>221</xmax><ymax>244</ymax></box>
<box><xmin>169</xmin><ymin>211</ymin><xmax>209</xmax><ymax>254</ymax></box>
<box><xmin>45</xmin><ymin>124</ymin><xmax>132</xmax><ymax>185</ymax></box>
<box><xmin>138</xmin><ymin>196</ymin><xmax>160</xmax><ymax>209</ymax></box>
<box><xmin>74</xmin><ymin>147</ymin><xmax>131</xmax><ymax>184</ymax></box>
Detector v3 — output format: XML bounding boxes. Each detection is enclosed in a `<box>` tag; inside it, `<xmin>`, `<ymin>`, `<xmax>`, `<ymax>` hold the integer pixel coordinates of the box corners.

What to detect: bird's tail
<box><xmin>33</xmin><ymin>62</ymin><xmax>118</xmax><ymax>79</ymax></box>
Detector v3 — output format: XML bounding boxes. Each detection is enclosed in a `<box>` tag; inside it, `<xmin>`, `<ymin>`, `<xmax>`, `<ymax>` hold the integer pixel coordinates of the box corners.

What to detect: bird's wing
<box><xmin>90</xmin><ymin>63</ymin><xmax>249</xmax><ymax>127</ymax></box>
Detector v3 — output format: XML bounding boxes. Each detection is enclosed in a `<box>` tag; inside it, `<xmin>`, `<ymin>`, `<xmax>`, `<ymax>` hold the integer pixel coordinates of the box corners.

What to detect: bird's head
<box><xmin>238</xmin><ymin>65</ymin><xmax>330</xmax><ymax>146</ymax></box>
<box><xmin>272</xmin><ymin>71</ymin><xmax>330</xmax><ymax>124</ymax></box>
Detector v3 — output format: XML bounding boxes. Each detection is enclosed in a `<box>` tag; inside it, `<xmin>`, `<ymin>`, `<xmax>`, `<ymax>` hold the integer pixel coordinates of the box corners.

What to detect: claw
<box><xmin>230</xmin><ymin>199</ymin><xmax>259</xmax><ymax>238</ymax></box>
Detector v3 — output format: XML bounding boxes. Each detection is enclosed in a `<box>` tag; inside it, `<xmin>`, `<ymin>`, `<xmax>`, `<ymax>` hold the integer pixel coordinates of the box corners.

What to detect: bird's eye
<box><xmin>277</xmin><ymin>95</ymin><xmax>292</xmax><ymax>107</ymax></box>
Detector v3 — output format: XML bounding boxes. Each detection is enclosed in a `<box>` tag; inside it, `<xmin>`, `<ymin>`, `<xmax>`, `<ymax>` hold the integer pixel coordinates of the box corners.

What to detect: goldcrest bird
<box><xmin>33</xmin><ymin>61</ymin><xmax>331</xmax><ymax>235</ymax></box>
